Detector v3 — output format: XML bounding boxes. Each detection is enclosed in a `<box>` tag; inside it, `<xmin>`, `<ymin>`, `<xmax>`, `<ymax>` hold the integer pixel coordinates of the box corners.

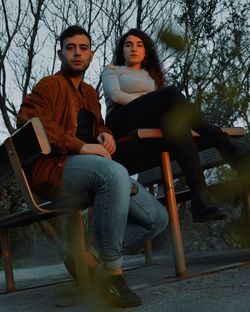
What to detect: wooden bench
<box><xmin>0</xmin><ymin>118</ymin><xmax>90</xmax><ymax>293</ymax></box>
<box><xmin>115</xmin><ymin>127</ymin><xmax>250</xmax><ymax>277</ymax></box>
<box><xmin>1</xmin><ymin>120</ymin><xmax>248</xmax><ymax>291</ymax></box>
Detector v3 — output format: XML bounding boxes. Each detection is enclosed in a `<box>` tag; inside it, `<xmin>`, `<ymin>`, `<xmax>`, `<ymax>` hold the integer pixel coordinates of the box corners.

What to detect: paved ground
<box><xmin>1</xmin><ymin>249</ymin><xmax>250</xmax><ymax>311</ymax></box>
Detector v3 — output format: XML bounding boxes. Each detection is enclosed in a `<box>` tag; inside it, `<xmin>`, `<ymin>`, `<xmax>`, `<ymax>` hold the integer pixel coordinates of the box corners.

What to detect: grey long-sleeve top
<box><xmin>102</xmin><ymin>64</ymin><xmax>156</xmax><ymax>116</ymax></box>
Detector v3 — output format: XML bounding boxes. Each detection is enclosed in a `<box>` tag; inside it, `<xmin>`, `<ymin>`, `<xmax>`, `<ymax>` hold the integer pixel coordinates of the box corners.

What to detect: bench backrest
<box><xmin>0</xmin><ymin>118</ymin><xmax>51</xmax><ymax>184</ymax></box>
<box><xmin>0</xmin><ymin>118</ymin><xmax>53</xmax><ymax>214</ymax></box>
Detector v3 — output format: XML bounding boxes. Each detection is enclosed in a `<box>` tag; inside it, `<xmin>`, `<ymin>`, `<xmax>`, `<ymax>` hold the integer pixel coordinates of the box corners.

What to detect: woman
<box><xmin>102</xmin><ymin>28</ymin><xmax>250</xmax><ymax>223</ymax></box>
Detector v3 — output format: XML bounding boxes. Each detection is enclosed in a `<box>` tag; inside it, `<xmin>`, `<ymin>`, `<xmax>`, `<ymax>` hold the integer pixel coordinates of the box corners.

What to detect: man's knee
<box><xmin>100</xmin><ymin>160</ymin><xmax>130</xmax><ymax>188</ymax></box>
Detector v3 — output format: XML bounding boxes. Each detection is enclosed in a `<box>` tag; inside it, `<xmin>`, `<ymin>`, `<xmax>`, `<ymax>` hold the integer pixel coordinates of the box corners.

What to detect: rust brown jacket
<box><xmin>17</xmin><ymin>71</ymin><xmax>112</xmax><ymax>199</ymax></box>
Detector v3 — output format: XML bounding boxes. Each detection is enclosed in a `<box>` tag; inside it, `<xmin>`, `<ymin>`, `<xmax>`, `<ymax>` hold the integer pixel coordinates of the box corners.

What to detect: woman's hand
<box><xmin>97</xmin><ymin>132</ymin><xmax>116</xmax><ymax>155</ymax></box>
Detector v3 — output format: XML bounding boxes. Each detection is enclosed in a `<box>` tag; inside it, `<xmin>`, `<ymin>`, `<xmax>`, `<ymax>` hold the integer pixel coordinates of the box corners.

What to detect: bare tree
<box><xmin>0</xmin><ymin>0</ymin><xmax>49</xmax><ymax>134</ymax></box>
<box><xmin>0</xmin><ymin>0</ymin><xmax>249</xmax><ymax>267</ymax></box>
<box><xmin>168</xmin><ymin>0</ymin><xmax>250</xmax><ymax>130</ymax></box>
<box><xmin>0</xmin><ymin>0</ymin><xmax>23</xmax><ymax>133</ymax></box>
<box><xmin>0</xmin><ymin>0</ymin><xmax>249</xmax><ymax>139</ymax></box>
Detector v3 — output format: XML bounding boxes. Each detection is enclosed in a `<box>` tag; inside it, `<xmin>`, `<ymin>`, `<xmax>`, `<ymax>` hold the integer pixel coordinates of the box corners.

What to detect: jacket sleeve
<box><xmin>95</xmin><ymin>107</ymin><xmax>113</xmax><ymax>138</ymax></box>
<box><xmin>102</xmin><ymin>64</ymin><xmax>138</xmax><ymax>105</ymax></box>
<box><xmin>17</xmin><ymin>77</ymin><xmax>85</xmax><ymax>154</ymax></box>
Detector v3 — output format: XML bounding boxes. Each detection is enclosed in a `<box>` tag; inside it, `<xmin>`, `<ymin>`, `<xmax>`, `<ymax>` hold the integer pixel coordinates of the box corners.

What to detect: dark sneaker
<box><xmin>191</xmin><ymin>191</ymin><xmax>226</xmax><ymax>223</ymax></box>
<box><xmin>101</xmin><ymin>274</ymin><xmax>142</xmax><ymax>308</ymax></box>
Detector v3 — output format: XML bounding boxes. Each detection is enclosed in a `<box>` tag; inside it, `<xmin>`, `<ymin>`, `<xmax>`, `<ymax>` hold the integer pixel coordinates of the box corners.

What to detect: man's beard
<box><xmin>62</xmin><ymin>63</ymin><xmax>90</xmax><ymax>77</ymax></box>
<box><xmin>67</xmin><ymin>68</ymin><xmax>85</xmax><ymax>77</ymax></box>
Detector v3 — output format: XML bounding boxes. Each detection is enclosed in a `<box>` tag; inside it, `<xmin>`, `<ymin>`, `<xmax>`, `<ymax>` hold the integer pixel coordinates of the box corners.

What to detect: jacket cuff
<box><xmin>96</xmin><ymin>127</ymin><xmax>113</xmax><ymax>137</ymax></box>
<box><xmin>69</xmin><ymin>137</ymin><xmax>86</xmax><ymax>153</ymax></box>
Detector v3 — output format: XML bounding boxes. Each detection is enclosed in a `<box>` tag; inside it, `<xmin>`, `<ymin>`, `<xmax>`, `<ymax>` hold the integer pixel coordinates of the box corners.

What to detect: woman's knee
<box><xmin>162</xmin><ymin>85</ymin><xmax>187</xmax><ymax>104</ymax></box>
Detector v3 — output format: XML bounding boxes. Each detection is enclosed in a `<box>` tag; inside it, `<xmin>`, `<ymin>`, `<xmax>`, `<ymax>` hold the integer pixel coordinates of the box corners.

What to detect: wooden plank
<box><xmin>9</xmin><ymin>117</ymin><xmax>51</xmax><ymax>162</ymax></box>
<box><xmin>30</xmin><ymin>117</ymin><xmax>51</xmax><ymax>154</ymax></box>
<box><xmin>136</xmin><ymin>127</ymin><xmax>246</xmax><ymax>139</ymax></box>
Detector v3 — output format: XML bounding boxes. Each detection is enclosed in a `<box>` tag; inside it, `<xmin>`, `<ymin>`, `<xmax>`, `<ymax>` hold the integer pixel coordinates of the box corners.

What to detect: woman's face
<box><xmin>123</xmin><ymin>35</ymin><xmax>146</xmax><ymax>69</ymax></box>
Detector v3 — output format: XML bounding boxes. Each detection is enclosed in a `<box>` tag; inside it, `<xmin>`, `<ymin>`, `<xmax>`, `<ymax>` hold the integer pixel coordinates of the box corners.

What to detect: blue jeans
<box><xmin>63</xmin><ymin>155</ymin><xmax>168</xmax><ymax>270</ymax></box>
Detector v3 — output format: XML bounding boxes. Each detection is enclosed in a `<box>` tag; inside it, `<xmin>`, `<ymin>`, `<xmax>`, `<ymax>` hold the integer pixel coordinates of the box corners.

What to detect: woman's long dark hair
<box><xmin>113</xmin><ymin>29</ymin><xmax>166</xmax><ymax>89</ymax></box>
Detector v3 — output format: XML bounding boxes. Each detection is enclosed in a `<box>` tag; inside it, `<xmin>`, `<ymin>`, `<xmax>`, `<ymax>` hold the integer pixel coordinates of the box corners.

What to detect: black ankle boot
<box><xmin>220</xmin><ymin>137</ymin><xmax>250</xmax><ymax>170</ymax></box>
<box><xmin>191</xmin><ymin>191</ymin><xmax>226</xmax><ymax>223</ymax></box>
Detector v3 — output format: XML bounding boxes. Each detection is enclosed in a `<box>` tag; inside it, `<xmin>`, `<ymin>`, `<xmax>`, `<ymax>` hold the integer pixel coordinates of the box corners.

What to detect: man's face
<box><xmin>58</xmin><ymin>34</ymin><xmax>93</xmax><ymax>76</ymax></box>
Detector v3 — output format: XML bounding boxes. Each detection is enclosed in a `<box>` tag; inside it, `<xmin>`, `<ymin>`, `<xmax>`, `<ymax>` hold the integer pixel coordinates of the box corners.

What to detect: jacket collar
<box><xmin>55</xmin><ymin>70</ymin><xmax>86</xmax><ymax>94</ymax></box>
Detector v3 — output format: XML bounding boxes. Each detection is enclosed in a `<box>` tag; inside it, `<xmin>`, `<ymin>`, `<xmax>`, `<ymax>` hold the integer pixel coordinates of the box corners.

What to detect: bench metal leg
<box><xmin>161</xmin><ymin>151</ymin><xmax>187</xmax><ymax>276</ymax></box>
<box><xmin>67</xmin><ymin>210</ymin><xmax>91</xmax><ymax>295</ymax></box>
<box><xmin>0</xmin><ymin>229</ymin><xmax>15</xmax><ymax>292</ymax></box>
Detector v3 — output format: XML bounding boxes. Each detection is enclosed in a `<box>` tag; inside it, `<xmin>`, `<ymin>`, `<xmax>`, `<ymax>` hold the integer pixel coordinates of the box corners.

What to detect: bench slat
<box><xmin>136</xmin><ymin>127</ymin><xmax>246</xmax><ymax>139</ymax></box>
<box><xmin>0</xmin><ymin>208</ymin><xmax>62</xmax><ymax>229</ymax></box>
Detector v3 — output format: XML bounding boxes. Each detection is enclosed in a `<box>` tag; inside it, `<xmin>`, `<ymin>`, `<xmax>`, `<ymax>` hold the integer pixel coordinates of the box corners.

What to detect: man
<box><xmin>17</xmin><ymin>25</ymin><xmax>168</xmax><ymax>308</ymax></box>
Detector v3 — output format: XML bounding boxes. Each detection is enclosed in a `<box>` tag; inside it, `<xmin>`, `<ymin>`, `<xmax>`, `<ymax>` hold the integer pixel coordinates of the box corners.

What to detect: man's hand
<box><xmin>97</xmin><ymin>132</ymin><xmax>116</xmax><ymax>155</ymax></box>
<box><xmin>80</xmin><ymin>144</ymin><xmax>112</xmax><ymax>159</ymax></box>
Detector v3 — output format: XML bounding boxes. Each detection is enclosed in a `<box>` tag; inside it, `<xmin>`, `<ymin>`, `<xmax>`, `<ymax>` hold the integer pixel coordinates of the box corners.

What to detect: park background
<box><xmin>0</xmin><ymin>0</ymin><xmax>249</xmax><ymax>269</ymax></box>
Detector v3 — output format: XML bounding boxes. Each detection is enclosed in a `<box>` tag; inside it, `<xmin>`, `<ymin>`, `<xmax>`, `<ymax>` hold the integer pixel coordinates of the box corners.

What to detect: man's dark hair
<box><xmin>59</xmin><ymin>25</ymin><xmax>91</xmax><ymax>49</ymax></box>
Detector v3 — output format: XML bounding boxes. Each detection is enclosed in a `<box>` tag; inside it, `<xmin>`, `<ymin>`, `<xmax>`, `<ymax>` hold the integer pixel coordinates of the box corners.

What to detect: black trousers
<box><xmin>106</xmin><ymin>86</ymin><xmax>230</xmax><ymax>194</ymax></box>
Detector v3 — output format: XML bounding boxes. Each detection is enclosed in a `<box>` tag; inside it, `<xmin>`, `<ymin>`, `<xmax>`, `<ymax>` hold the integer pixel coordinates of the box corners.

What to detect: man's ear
<box><xmin>57</xmin><ymin>50</ymin><xmax>62</xmax><ymax>60</ymax></box>
<box><xmin>90</xmin><ymin>51</ymin><xmax>94</xmax><ymax>62</ymax></box>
